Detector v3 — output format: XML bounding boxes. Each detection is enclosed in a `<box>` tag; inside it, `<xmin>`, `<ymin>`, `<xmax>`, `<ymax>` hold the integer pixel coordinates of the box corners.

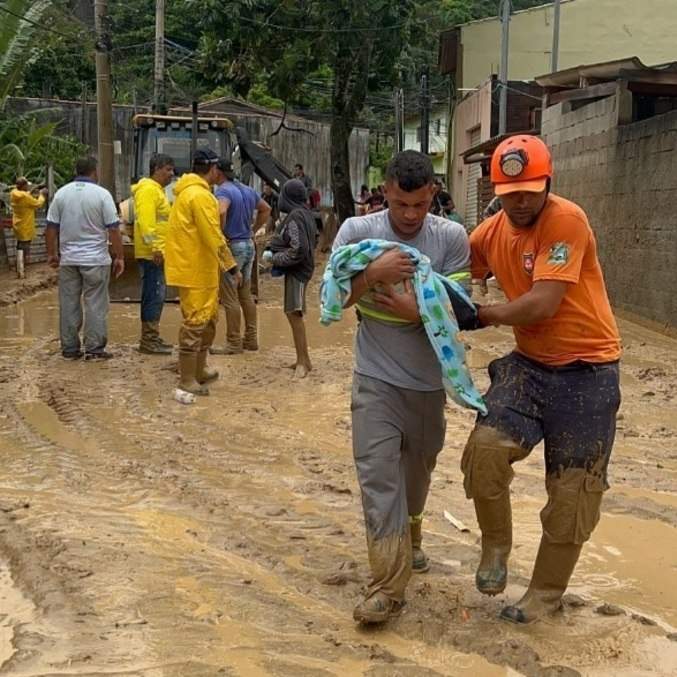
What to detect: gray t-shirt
<box><xmin>334</xmin><ymin>210</ymin><xmax>470</xmax><ymax>391</ymax></box>
<box><xmin>46</xmin><ymin>178</ymin><xmax>119</xmax><ymax>266</ymax></box>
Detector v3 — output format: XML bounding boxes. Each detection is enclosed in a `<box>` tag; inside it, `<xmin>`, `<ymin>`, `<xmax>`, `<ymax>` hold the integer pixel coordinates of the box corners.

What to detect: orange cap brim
<box><xmin>494</xmin><ymin>178</ymin><xmax>547</xmax><ymax>196</ymax></box>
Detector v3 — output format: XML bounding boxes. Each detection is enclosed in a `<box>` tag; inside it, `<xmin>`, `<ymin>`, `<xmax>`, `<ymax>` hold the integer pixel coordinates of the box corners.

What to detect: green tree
<box><xmin>0</xmin><ymin>0</ymin><xmax>55</xmax><ymax>106</ymax></box>
<box><xmin>0</xmin><ymin>111</ymin><xmax>87</xmax><ymax>185</ymax></box>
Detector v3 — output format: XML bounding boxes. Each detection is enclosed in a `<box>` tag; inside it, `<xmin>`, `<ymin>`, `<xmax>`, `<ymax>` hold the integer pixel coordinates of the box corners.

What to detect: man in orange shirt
<box><xmin>463</xmin><ymin>135</ymin><xmax>621</xmax><ymax>624</ymax></box>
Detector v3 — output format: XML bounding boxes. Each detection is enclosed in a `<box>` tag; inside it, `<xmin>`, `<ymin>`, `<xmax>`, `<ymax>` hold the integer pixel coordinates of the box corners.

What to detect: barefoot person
<box><xmin>464</xmin><ymin>135</ymin><xmax>621</xmax><ymax>624</ymax></box>
<box><xmin>164</xmin><ymin>149</ymin><xmax>240</xmax><ymax>398</ymax></box>
<box><xmin>263</xmin><ymin>179</ymin><xmax>317</xmax><ymax>379</ymax></box>
<box><xmin>332</xmin><ymin>151</ymin><xmax>470</xmax><ymax>624</ymax></box>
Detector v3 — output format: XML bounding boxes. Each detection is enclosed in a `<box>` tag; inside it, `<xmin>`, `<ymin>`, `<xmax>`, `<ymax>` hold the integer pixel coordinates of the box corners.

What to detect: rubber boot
<box><xmin>140</xmin><ymin>321</ymin><xmax>172</xmax><ymax>354</ymax></box>
<box><xmin>410</xmin><ymin>517</ymin><xmax>430</xmax><ymax>574</ymax></box>
<box><xmin>353</xmin><ymin>592</ymin><xmax>405</xmax><ymax>625</ymax></box>
<box><xmin>240</xmin><ymin>280</ymin><xmax>258</xmax><ymax>351</ymax></box>
<box><xmin>500</xmin><ymin>536</ymin><xmax>582</xmax><ymax>624</ymax></box>
<box><xmin>196</xmin><ymin>350</ymin><xmax>219</xmax><ymax>385</ymax></box>
<box><xmin>178</xmin><ymin>352</ymin><xmax>208</xmax><ymax>395</ymax></box>
<box><xmin>474</xmin><ymin>490</ymin><xmax>512</xmax><ymax>595</ymax></box>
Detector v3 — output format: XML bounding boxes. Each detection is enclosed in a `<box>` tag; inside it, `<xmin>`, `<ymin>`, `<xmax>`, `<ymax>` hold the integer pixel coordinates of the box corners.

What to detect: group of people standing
<box><xmin>42</xmin><ymin>150</ymin><xmax>318</xmax><ymax>391</ymax></box>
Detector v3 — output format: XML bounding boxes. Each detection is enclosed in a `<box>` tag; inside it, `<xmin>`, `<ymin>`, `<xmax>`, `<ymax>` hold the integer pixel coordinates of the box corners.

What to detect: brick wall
<box><xmin>542</xmin><ymin>96</ymin><xmax>677</xmax><ymax>328</ymax></box>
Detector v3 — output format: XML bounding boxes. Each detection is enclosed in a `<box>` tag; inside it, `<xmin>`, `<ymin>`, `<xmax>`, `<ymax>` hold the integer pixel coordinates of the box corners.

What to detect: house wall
<box><xmin>451</xmin><ymin>80</ymin><xmax>494</xmax><ymax>217</ymax></box>
<box><xmin>403</xmin><ymin>105</ymin><xmax>449</xmax><ymax>175</ymax></box>
<box><xmin>542</xmin><ymin>95</ymin><xmax>677</xmax><ymax>327</ymax></box>
<box><xmin>460</xmin><ymin>0</ymin><xmax>677</xmax><ymax>89</ymax></box>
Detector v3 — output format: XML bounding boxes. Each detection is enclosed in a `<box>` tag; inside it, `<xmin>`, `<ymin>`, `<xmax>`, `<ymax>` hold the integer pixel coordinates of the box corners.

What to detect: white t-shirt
<box><xmin>46</xmin><ymin>178</ymin><xmax>119</xmax><ymax>266</ymax></box>
<box><xmin>333</xmin><ymin>210</ymin><xmax>469</xmax><ymax>392</ymax></box>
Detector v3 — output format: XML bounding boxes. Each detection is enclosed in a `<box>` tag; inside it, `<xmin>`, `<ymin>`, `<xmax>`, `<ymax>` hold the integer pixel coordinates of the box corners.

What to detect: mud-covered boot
<box><xmin>410</xmin><ymin>517</ymin><xmax>430</xmax><ymax>573</ymax></box>
<box><xmin>196</xmin><ymin>349</ymin><xmax>219</xmax><ymax>385</ymax></box>
<box><xmin>500</xmin><ymin>537</ymin><xmax>582</xmax><ymax>624</ymax></box>
<box><xmin>209</xmin><ymin>341</ymin><xmax>243</xmax><ymax>355</ymax></box>
<box><xmin>353</xmin><ymin>591</ymin><xmax>405</xmax><ymax>625</ymax></box>
<box><xmin>474</xmin><ymin>490</ymin><xmax>512</xmax><ymax>596</ymax></box>
<box><xmin>178</xmin><ymin>352</ymin><xmax>208</xmax><ymax>395</ymax></box>
<box><xmin>140</xmin><ymin>321</ymin><xmax>172</xmax><ymax>355</ymax></box>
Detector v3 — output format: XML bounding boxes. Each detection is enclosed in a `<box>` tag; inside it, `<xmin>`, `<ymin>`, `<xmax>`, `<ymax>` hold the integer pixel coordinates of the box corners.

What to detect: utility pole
<box><xmin>94</xmin><ymin>0</ymin><xmax>115</xmax><ymax>195</ymax></box>
<box><xmin>420</xmin><ymin>66</ymin><xmax>430</xmax><ymax>155</ymax></box>
<box><xmin>551</xmin><ymin>0</ymin><xmax>562</xmax><ymax>73</ymax></box>
<box><xmin>393</xmin><ymin>88</ymin><xmax>404</xmax><ymax>152</ymax></box>
<box><xmin>498</xmin><ymin>0</ymin><xmax>511</xmax><ymax>136</ymax></box>
<box><xmin>153</xmin><ymin>0</ymin><xmax>166</xmax><ymax>113</ymax></box>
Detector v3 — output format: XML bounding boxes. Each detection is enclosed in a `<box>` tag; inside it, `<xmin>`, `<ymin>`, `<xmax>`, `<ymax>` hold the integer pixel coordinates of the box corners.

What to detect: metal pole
<box><xmin>551</xmin><ymin>0</ymin><xmax>562</xmax><ymax>73</ymax></box>
<box><xmin>393</xmin><ymin>89</ymin><xmax>401</xmax><ymax>152</ymax></box>
<box><xmin>153</xmin><ymin>0</ymin><xmax>166</xmax><ymax>113</ymax></box>
<box><xmin>191</xmin><ymin>100</ymin><xmax>199</xmax><ymax>160</ymax></box>
<box><xmin>94</xmin><ymin>0</ymin><xmax>115</xmax><ymax>195</ymax></box>
<box><xmin>80</xmin><ymin>83</ymin><xmax>88</xmax><ymax>145</ymax></box>
<box><xmin>420</xmin><ymin>67</ymin><xmax>430</xmax><ymax>155</ymax></box>
<box><xmin>398</xmin><ymin>89</ymin><xmax>405</xmax><ymax>152</ymax></box>
<box><xmin>498</xmin><ymin>0</ymin><xmax>511</xmax><ymax>135</ymax></box>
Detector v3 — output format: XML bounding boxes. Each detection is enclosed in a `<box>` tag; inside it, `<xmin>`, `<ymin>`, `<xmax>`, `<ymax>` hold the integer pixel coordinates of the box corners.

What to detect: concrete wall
<box><xmin>460</xmin><ymin>0</ymin><xmax>677</xmax><ymax>89</ymax></box>
<box><xmin>7</xmin><ymin>97</ymin><xmax>138</xmax><ymax>203</ymax></box>
<box><xmin>542</xmin><ymin>95</ymin><xmax>677</xmax><ymax>327</ymax></box>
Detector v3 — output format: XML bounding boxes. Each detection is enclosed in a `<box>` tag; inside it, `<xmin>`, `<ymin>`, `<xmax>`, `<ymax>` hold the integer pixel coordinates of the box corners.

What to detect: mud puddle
<box><xmin>0</xmin><ymin>278</ymin><xmax>674</xmax><ymax>675</ymax></box>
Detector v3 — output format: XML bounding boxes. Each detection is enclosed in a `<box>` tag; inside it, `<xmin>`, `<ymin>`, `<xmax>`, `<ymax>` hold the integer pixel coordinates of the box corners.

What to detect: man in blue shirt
<box><xmin>212</xmin><ymin>161</ymin><xmax>258</xmax><ymax>354</ymax></box>
<box><xmin>235</xmin><ymin>180</ymin><xmax>271</xmax><ymax>305</ymax></box>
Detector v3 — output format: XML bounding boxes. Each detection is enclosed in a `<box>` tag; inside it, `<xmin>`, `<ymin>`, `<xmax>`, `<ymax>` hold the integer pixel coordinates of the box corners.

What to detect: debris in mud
<box><xmin>595</xmin><ymin>603</ymin><xmax>626</xmax><ymax>616</ymax></box>
<box><xmin>631</xmin><ymin>613</ymin><xmax>657</xmax><ymax>626</ymax></box>
<box><xmin>368</xmin><ymin>644</ymin><xmax>397</xmax><ymax>663</ymax></box>
<box><xmin>538</xmin><ymin>667</ymin><xmax>581</xmax><ymax>677</ymax></box>
<box><xmin>443</xmin><ymin>510</ymin><xmax>470</xmax><ymax>532</ymax></box>
<box><xmin>242</xmin><ymin>578</ymin><xmax>253</xmax><ymax>585</ymax></box>
<box><xmin>562</xmin><ymin>594</ymin><xmax>587</xmax><ymax>608</ymax></box>
<box><xmin>667</xmin><ymin>632</ymin><xmax>677</xmax><ymax>642</ymax></box>
<box><xmin>321</xmin><ymin>560</ymin><xmax>360</xmax><ymax>586</ymax></box>
<box><xmin>321</xmin><ymin>482</ymin><xmax>352</xmax><ymax>495</ymax></box>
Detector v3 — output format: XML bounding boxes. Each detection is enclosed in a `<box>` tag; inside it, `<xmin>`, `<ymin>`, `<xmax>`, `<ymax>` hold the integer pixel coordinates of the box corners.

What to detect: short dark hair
<box><xmin>385</xmin><ymin>151</ymin><xmax>433</xmax><ymax>192</ymax></box>
<box><xmin>192</xmin><ymin>161</ymin><xmax>212</xmax><ymax>176</ymax></box>
<box><xmin>76</xmin><ymin>156</ymin><xmax>98</xmax><ymax>177</ymax></box>
<box><xmin>150</xmin><ymin>153</ymin><xmax>174</xmax><ymax>175</ymax></box>
<box><xmin>438</xmin><ymin>190</ymin><xmax>453</xmax><ymax>207</ymax></box>
<box><xmin>295</xmin><ymin>163</ymin><xmax>303</xmax><ymax>171</ymax></box>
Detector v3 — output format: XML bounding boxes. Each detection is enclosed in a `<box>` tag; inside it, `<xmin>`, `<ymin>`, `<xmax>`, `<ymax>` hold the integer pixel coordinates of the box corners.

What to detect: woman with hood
<box><xmin>263</xmin><ymin>179</ymin><xmax>318</xmax><ymax>379</ymax></box>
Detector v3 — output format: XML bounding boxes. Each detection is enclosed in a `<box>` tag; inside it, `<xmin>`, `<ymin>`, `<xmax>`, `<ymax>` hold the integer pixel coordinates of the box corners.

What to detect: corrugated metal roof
<box><xmin>536</xmin><ymin>57</ymin><xmax>677</xmax><ymax>88</ymax></box>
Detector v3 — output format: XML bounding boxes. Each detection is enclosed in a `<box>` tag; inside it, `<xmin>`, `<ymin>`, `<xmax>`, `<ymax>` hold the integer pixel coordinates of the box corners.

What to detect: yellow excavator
<box><xmin>110</xmin><ymin>110</ymin><xmax>293</xmax><ymax>301</ymax></box>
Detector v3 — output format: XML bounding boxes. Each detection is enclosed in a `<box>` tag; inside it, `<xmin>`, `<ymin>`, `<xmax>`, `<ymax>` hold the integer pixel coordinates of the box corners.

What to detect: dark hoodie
<box><xmin>267</xmin><ymin>179</ymin><xmax>318</xmax><ymax>282</ymax></box>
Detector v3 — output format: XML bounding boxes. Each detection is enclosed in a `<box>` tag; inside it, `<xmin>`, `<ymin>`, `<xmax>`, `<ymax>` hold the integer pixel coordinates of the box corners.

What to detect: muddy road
<box><xmin>0</xmin><ymin>271</ymin><xmax>675</xmax><ymax>676</ymax></box>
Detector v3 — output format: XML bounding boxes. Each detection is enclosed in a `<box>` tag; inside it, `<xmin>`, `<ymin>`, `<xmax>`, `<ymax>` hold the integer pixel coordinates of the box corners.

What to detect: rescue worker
<box><xmin>465</xmin><ymin>135</ymin><xmax>622</xmax><ymax>624</ymax></box>
<box><xmin>132</xmin><ymin>153</ymin><xmax>175</xmax><ymax>354</ymax></box>
<box><xmin>164</xmin><ymin>149</ymin><xmax>240</xmax><ymax>396</ymax></box>
<box><xmin>10</xmin><ymin>177</ymin><xmax>47</xmax><ymax>267</ymax></box>
<box><xmin>332</xmin><ymin>151</ymin><xmax>471</xmax><ymax>624</ymax></box>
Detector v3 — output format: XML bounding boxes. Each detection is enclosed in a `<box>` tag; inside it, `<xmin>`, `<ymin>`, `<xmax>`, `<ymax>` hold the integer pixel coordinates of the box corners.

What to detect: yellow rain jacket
<box><xmin>132</xmin><ymin>177</ymin><xmax>171</xmax><ymax>259</ymax></box>
<box><xmin>10</xmin><ymin>189</ymin><xmax>45</xmax><ymax>241</ymax></box>
<box><xmin>165</xmin><ymin>173</ymin><xmax>236</xmax><ymax>289</ymax></box>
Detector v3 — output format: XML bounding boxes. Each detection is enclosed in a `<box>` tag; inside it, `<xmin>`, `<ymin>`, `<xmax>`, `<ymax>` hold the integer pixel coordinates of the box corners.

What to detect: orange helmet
<box><xmin>490</xmin><ymin>135</ymin><xmax>552</xmax><ymax>196</ymax></box>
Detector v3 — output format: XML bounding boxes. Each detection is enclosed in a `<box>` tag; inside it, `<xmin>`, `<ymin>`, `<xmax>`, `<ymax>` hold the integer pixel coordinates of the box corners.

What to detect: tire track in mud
<box><xmin>0</xmin><ymin>299</ymin><xmax>674</xmax><ymax>675</ymax></box>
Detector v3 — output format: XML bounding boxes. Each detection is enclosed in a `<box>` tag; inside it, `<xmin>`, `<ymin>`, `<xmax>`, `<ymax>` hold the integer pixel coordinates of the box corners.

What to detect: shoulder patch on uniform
<box><xmin>548</xmin><ymin>242</ymin><xmax>570</xmax><ymax>265</ymax></box>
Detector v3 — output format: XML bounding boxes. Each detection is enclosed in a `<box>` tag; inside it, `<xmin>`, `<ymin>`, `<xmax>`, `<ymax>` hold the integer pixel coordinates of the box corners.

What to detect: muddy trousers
<box><xmin>59</xmin><ymin>264</ymin><xmax>110</xmax><ymax>355</ymax></box>
<box><xmin>177</xmin><ymin>287</ymin><xmax>219</xmax><ymax>385</ymax></box>
<box><xmin>220</xmin><ymin>240</ymin><xmax>257</xmax><ymax>349</ymax></box>
<box><xmin>351</xmin><ymin>374</ymin><xmax>446</xmax><ymax>602</ymax></box>
<box><xmin>462</xmin><ymin>353</ymin><xmax>621</xmax><ymax>608</ymax></box>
